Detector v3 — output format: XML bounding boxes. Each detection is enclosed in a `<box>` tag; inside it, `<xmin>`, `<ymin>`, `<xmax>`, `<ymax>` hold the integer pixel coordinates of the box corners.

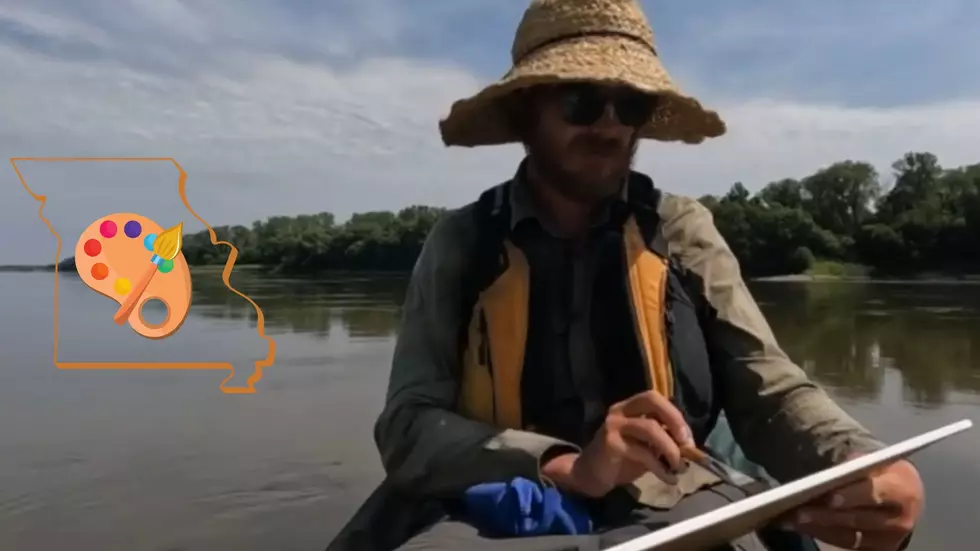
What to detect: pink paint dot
<box><xmin>99</xmin><ymin>220</ymin><xmax>117</xmax><ymax>238</ymax></box>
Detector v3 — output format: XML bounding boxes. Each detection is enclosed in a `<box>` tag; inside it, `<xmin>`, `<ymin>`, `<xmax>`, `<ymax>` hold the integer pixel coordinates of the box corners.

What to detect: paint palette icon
<box><xmin>74</xmin><ymin>213</ymin><xmax>193</xmax><ymax>339</ymax></box>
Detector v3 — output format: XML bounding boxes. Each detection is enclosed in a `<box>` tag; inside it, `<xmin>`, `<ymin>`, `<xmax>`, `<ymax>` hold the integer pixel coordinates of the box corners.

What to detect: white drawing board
<box><xmin>606</xmin><ymin>419</ymin><xmax>973</xmax><ymax>551</ymax></box>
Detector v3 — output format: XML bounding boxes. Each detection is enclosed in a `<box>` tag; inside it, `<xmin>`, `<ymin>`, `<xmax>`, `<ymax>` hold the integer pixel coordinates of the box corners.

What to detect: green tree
<box><xmin>758</xmin><ymin>178</ymin><xmax>804</xmax><ymax>210</ymax></box>
<box><xmin>47</xmin><ymin>151</ymin><xmax>980</xmax><ymax>279</ymax></box>
<box><xmin>802</xmin><ymin>161</ymin><xmax>880</xmax><ymax>237</ymax></box>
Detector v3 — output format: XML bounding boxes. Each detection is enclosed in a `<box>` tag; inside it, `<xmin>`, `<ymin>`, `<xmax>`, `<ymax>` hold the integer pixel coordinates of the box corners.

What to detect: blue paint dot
<box><xmin>124</xmin><ymin>220</ymin><xmax>142</xmax><ymax>238</ymax></box>
<box><xmin>144</xmin><ymin>233</ymin><xmax>157</xmax><ymax>251</ymax></box>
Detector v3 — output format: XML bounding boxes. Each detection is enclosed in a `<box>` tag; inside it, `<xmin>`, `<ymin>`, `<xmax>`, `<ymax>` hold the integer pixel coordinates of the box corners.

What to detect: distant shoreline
<box><xmin>0</xmin><ymin>265</ymin><xmax>58</xmax><ymax>273</ymax></box>
<box><xmin>5</xmin><ymin>262</ymin><xmax>980</xmax><ymax>285</ymax></box>
<box><xmin>752</xmin><ymin>273</ymin><xmax>980</xmax><ymax>285</ymax></box>
<box><xmin>0</xmin><ymin>263</ymin><xmax>408</xmax><ymax>278</ymax></box>
<box><xmin>0</xmin><ymin>263</ymin><xmax>243</xmax><ymax>274</ymax></box>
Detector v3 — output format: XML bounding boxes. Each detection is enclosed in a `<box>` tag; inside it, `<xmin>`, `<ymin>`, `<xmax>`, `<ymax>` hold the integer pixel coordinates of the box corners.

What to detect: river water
<box><xmin>1</xmin><ymin>269</ymin><xmax>978</xmax><ymax>550</ymax></box>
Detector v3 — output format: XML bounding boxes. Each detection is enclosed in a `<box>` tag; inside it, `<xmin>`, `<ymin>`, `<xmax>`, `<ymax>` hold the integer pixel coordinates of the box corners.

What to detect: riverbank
<box><xmin>753</xmin><ymin>274</ymin><xmax>980</xmax><ymax>284</ymax></box>
<box><xmin>0</xmin><ymin>265</ymin><xmax>54</xmax><ymax>273</ymax></box>
<box><xmin>752</xmin><ymin>260</ymin><xmax>980</xmax><ymax>284</ymax></box>
<box><xmin>7</xmin><ymin>260</ymin><xmax>980</xmax><ymax>288</ymax></box>
<box><xmin>9</xmin><ymin>258</ymin><xmax>980</xmax><ymax>287</ymax></box>
<box><xmin>0</xmin><ymin>262</ymin><xmax>408</xmax><ymax>277</ymax></box>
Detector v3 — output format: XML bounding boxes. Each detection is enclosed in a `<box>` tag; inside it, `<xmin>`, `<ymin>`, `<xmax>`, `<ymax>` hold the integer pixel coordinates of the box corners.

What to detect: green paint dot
<box><xmin>158</xmin><ymin>258</ymin><xmax>174</xmax><ymax>273</ymax></box>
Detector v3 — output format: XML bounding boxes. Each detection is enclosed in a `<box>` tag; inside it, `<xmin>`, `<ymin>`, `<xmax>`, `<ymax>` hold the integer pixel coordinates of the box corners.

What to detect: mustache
<box><xmin>572</xmin><ymin>134</ymin><xmax>630</xmax><ymax>155</ymax></box>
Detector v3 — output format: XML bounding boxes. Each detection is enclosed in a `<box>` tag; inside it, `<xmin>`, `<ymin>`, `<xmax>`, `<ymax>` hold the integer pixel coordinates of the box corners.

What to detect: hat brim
<box><xmin>439</xmin><ymin>35</ymin><xmax>726</xmax><ymax>147</ymax></box>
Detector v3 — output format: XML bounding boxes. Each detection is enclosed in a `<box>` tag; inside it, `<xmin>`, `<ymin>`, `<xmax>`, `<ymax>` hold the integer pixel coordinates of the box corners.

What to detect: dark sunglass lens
<box><xmin>615</xmin><ymin>93</ymin><xmax>657</xmax><ymax>127</ymax></box>
<box><xmin>561</xmin><ymin>85</ymin><xmax>606</xmax><ymax>126</ymax></box>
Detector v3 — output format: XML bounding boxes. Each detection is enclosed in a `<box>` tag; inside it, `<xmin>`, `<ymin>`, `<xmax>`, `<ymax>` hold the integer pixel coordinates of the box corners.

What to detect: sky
<box><xmin>1</xmin><ymin>0</ymin><xmax>979</xmax><ymax>264</ymax></box>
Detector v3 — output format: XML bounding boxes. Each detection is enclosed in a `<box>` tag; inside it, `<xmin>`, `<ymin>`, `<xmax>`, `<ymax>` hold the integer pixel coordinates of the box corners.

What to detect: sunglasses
<box><xmin>554</xmin><ymin>83</ymin><xmax>658</xmax><ymax>128</ymax></box>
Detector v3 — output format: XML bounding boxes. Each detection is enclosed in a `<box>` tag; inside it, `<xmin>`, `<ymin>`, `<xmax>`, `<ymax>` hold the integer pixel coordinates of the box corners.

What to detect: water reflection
<box><xmin>752</xmin><ymin>282</ymin><xmax>980</xmax><ymax>408</ymax></box>
<box><xmin>188</xmin><ymin>269</ymin><xmax>980</xmax><ymax>407</ymax></box>
<box><xmin>189</xmin><ymin>268</ymin><xmax>406</xmax><ymax>339</ymax></box>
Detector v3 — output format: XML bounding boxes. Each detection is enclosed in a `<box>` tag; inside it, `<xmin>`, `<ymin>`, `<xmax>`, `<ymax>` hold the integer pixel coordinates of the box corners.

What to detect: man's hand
<box><xmin>785</xmin><ymin>456</ymin><xmax>924</xmax><ymax>550</ymax></box>
<box><xmin>542</xmin><ymin>390</ymin><xmax>695</xmax><ymax>498</ymax></box>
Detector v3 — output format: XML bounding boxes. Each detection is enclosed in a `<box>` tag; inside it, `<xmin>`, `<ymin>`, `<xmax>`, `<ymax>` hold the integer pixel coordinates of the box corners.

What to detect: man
<box><xmin>327</xmin><ymin>0</ymin><xmax>925</xmax><ymax>550</ymax></box>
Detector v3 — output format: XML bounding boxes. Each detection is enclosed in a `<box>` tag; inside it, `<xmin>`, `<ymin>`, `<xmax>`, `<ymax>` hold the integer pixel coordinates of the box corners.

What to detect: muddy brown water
<box><xmin>1</xmin><ymin>270</ymin><xmax>978</xmax><ymax>550</ymax></box>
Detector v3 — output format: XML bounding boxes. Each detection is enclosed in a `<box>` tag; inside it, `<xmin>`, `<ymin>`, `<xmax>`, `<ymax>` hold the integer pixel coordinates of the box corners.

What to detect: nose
<box><xmin>592</xmin><ymin>101</ymin><xmax>623</xmax><ymax>130</ymax></box>
<box><xmin>602</xmin><ymin>102</ymin><xmax>617</xmax><ymax>122</ymax></box>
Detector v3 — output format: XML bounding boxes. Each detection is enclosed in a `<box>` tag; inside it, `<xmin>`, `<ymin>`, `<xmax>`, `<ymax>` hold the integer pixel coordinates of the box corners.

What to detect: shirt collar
<box><xmin>508</xmin><ymin>157</ymin><xmax>630</xmax><ymax>232</ymax></box>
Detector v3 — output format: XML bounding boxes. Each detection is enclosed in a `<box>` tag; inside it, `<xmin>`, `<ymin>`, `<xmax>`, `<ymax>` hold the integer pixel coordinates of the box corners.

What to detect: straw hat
<box><xmin>438</xmin><ymin>0</ymin><xmax>726</xmax><ymax>147</ymax></box>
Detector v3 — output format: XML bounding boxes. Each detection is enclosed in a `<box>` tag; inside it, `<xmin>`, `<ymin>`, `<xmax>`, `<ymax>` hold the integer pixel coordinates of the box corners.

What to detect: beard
<box><xmin>526</xmin><ymin>132</ymin><xmax>638</xmax><ymax>205</ymax></box>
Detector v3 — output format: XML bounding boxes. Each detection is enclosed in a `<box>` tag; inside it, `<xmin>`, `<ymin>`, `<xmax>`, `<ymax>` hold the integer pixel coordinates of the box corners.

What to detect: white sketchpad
<box><xmin>606</xmin><ymin>419</ymin><xmax>974</xmax><ymax>551</ymax></box>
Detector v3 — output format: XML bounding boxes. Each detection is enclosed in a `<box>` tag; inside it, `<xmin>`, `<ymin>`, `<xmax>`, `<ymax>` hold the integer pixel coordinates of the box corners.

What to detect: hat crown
<box><xmin>511</xmin><ymin>0</ymin><xmax>656</xmax><ymax>64</ymax></box>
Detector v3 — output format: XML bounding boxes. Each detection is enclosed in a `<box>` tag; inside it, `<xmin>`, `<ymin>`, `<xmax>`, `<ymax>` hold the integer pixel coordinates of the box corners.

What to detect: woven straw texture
<box><xmin>439</xmin><ymin>0</ymin><xmax>726</xmax><ymax>147</ymax></box>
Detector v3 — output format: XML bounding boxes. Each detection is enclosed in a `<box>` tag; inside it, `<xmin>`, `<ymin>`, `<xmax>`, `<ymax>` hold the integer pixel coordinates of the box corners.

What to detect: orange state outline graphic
<box><xmin>10</xmin><ymin>157</ymin><xmax>277</xmax><ymax>394</ymax></box>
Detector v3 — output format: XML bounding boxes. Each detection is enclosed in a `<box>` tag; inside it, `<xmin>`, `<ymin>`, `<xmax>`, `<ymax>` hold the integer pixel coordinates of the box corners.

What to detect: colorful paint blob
<box><xmin>113</xmin><ymin>277</ymin><xmax>132</xmax><ymax>295</ymax></box>
<box><xmin>124</xmin><ymin>220</ymin><xmax>142</xmax><ymax>238</ymax></box>
<box><xmin>144</xmin><ymin>233</ymin><xmax>157</xmax><ymax>251</ymax></box>
<box><xmin>83</xmin><ymin>239</ymin><xmax>102</xmax><ymax>257</ymax></box>
<box><xmin>99</xmin><ymin>220</ymin><xmax>117</xmax><ymax>238</ymax></box>
<box><xmin>91</xmin><ymin>263</ymin><xmax>109</xmax><ymax>280</ymax></box>
<box><xmin>158</xmin><ymin>258</ymin><xmax>174</xmax><ymax>273</ymax></box>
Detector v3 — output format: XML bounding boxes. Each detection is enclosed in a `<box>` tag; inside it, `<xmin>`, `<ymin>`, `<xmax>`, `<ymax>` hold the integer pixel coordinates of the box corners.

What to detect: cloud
<box><xmin>1</xmin><ymin>0</ymin><xmax>979</xmax><ymax>264</ymax></box>
<box><xmin>0</xmin><ymin>4</ymin><xmax>111</xmax><ymax>46</ymax></box>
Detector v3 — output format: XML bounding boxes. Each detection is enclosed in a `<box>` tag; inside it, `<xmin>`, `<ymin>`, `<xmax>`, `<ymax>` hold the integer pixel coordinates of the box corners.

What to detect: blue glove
<box><xmin>462</xmin><ymin>477</ymin><xmax>593</xmax><ymax>537</ymax></box>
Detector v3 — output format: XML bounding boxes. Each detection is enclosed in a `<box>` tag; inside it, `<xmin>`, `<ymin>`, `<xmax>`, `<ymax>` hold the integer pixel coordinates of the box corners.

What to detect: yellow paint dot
<box><xmin>113</xmin><ymin>277</ymin><xmax>132</xmax><ymax>295</ymax></box>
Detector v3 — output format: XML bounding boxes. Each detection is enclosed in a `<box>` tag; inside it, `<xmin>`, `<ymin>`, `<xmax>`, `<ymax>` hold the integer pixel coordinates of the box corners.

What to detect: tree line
<box><xmin>699</xmin><ymin>152</ymin><xmax>980</xmax><ymax>276</ymax></box>
<box><xmin>52</xmin><ymin>151</ymin><xmax>980</xmax><ymax>277</ymax></box>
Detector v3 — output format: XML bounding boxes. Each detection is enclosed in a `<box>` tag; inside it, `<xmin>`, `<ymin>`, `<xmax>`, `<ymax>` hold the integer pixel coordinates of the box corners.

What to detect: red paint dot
<box><xmin>99</xmin><ymin>220</ymin><xmax>117</xmax><ymax>238</ymax></box>
<box><xmin>91</xmin><ymin>263</ymin><xmax>109</xmax><ymax>280</ymax></box>
<box><xmin>83</xmin><ymin>239</ymin><xmax>101</xmax><ymax>257</ymax></box>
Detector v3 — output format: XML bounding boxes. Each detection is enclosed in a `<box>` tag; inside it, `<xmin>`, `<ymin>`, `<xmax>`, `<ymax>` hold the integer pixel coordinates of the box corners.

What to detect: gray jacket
<box><xmin>326</xmin><ymin>181</ymin><xmax>884</xmax><ymax>550</ymax></box>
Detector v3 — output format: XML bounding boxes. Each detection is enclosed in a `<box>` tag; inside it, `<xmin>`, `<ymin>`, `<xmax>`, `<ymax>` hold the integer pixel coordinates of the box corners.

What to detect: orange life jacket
<box><xmin>457</xmin><ymin>176</ymin><xmax>679</xmax><ymax>430</ymax></box>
